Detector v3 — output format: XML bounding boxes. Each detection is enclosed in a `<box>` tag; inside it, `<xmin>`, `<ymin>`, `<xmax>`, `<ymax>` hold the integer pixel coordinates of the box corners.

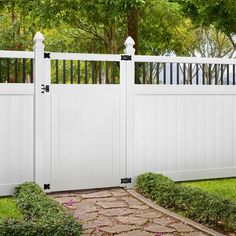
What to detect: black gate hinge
<box><xmin>121</xmin><ymin>55</ymin><xmax>132</xmax><ymax>61</ymax></box>
<box><xmin>41</xmin><ymin>84</ymin><xmax>50</xmax><ymax>93</ymax></box>
<box><xmin>121</xmin><ymin>178</ymin><xmax>132</xmax><ymax>184</ymax></box>
<box><xmin>44</xmin><ymin>52</ymin><xmax>50</xmax><ymax>58</ymax></box>
<box><xmin>44</xmin><ymin>184</ymin><xmax>50</xmax><ymax>190</ymax></box>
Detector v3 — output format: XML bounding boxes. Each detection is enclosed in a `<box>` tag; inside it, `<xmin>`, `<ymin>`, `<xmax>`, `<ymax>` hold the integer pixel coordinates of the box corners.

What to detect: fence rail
<box><xmin>0</xmin><ymin>51</ymin><xmax>235</xmax><ymax>85</ymax></box>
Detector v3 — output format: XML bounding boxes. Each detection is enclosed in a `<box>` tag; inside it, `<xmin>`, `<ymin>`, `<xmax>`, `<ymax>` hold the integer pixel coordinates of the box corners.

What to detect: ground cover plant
<box><xmin>0</xmin><ymin>182</ymin><xmax>82</xmax><ymax>236</ymax></box>
<box><xmin>181</xmin><ymin>178</ymin><xmax>236</xmax><ymax>202</ymax></box>
<box><xmin>0</xmin><ymin>198</ymin><xmax>22</xmax><ymax>220</ymax></box>
<box><xmin>136</xmin><ymin>173</ymin><xmax>236</xmax><ymax>235</ymax></box>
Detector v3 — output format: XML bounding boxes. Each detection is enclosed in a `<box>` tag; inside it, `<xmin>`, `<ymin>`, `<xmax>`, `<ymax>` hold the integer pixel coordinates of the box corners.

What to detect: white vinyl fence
<box><xmin>0</xmin><ymin>32</ymin><xmax>236</xmax><ymax>196</ymax></box>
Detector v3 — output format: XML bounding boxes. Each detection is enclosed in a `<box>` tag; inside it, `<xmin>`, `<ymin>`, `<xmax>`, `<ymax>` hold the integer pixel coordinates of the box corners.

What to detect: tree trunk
<box><xmin>127</xmin><ymin>8</ymin><xmax>139</xmax><ymax>54</ymax></box>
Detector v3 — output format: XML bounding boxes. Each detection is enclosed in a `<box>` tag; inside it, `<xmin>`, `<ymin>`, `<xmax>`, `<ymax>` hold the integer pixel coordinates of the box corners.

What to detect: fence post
<box><xmin>124</xmin><ymin>36</ymin><xmax>135</xmax><ymax>187</ymax></box>
<box><xmin>33</xmin><ymin>32</ymin><xmax>51</xmax><ymax>191</ymax></box>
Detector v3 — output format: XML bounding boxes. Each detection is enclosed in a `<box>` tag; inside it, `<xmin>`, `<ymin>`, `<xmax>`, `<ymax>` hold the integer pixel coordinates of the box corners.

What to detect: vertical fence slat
<box><xmin>221</xmin><ymin>64</ymin><xmax>224</xmax><ymax>85</ymax></box>
<box><xmin>92</xmin><ymin>61</ymin><xmax>95</xmax><ymax>84</ymax></box>
<box><xmin>196</xmin><ymin>64</ymin><xmax>199</xmax><ymax>85</ymax></box>
<box><xmin>189</xmin><ymin>63</ymin><xmax>192</xmax><ymax>85</ymax></box>
<box><xmin>15</xmin><ymin>58</ymin><xmax>18</xmax><ymax>83</ymax></box>
<box><xmin>99</xmin><ymin>61</ymin><xmax>102</xmax><ymax>84</ymax></box>
<box><xmin>233</xmin><ymin>65</ymin><xmax>235</xmax><ymax>85</ymax></box>
<box><xmin>106</xmin><ymin>61</ymin><xmax>109</xmax><ymax>84</ymax></box>
<box><xmin>63</xmin><ymin>60</ymin><xmax>66</xmax><ymax>84</ymax></box>
<box><xmin>85</xmin><ymin>61</ymin><xmax>88</xmax><ymax>84</ymax></box>
<box><xmin>70</xmin><ymin>60</ymin><xmax>73</xmax><ymax>84</ymax></box>
<box><xmin>30</xmin><ymin>59</ymin><xmax>33</xmax><ymax>83</ymax></box>
<box><xmin>170</xmin><ymin>63</ymin><xmax>173</xmax><ymax>84</ymax></box>
<box><xmin>208</xmin><ymin>64</ymin><xmax>211</xmax><ymax>85</ymax></box>
<box><xmin>0</xmin><ymin>59</ymin><xmax>2</xmax><ymax>83</ymax></box>
<box><xmin>227</xmin><ymin>64</ymin><xmax>229</xmax><ymax>85</ymax></box>
<box><xmin>7</xmin><ymin>58</ymin><xmax>10</xmax><ymax>83</ymax></box>
<box><xmin>183</xmin><ymin>63</ymin><xmax>186</xmax><ymax>85</ymax></box>
<box><xmin>112</xmin><ymin>62</ymin><xmax>115</xmax><ymax>84</ymax></box>
<box><xmin>22</xmin><ymin>58</ymin><xmax>26</xmax><ymax>83</ymax></box>
<box><xmin>77</xmin><ymin>60</ymin><xmax>80</xmax><ymax>84</ymax></box>
<box><xmin>135</xmin><ymin>62</ymin><xmax>139</xmax><ymax>84</ymax></box>
<box><xmin>214</xmin><ymin>64</ymin><xmax>217</xmax><ymax>85</ymax></box>
<box><xmin>142</xmin><ymin>63</ymin><xmax>146</xmax><ymax>84</ymax></box>
<box><xmin>156</xmin><ymin>63</ymin><xmax>159</xmax><ymax>84</ymax></box>
<box><xmin>163</xmin><ymin>63</ymin><xmax>166</xmax><ymax>84</ymax></box>
<box><xmin>177</xmin><ymin>63</ymin><xmax>179</xmax><ymax>85</ymax></box>
<box><xmin>150</xmin><ymin>62</ymin><xmax>153</xmax><ymax>84</ymax></box>
<box><xmin>55</xmin><ymin>60</ymin><xmax>58</xmax><ymax>84</ymax></box>
<box><xmin>202</xmin><ymin>64</ymin><xmax>205</xmax><ymax>85</ymax></box>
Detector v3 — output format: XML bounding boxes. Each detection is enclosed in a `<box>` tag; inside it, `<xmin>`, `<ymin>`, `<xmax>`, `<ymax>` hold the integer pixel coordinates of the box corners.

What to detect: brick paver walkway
<box><xmin>51</xmin><ymin>188</ymin><xmax>217</xmax><ymax>236</ymax></box>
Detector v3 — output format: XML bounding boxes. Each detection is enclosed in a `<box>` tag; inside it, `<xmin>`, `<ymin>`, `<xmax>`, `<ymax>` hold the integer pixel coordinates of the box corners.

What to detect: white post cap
<box><xmin>124</xmin><ymin>36</ymin><xmax>135</xmax><ymax>55</ymax></box>
<box><xmin>33</xmin><ymin>32</ymin><xmax>44</xmax><ymax>44</ymax></box>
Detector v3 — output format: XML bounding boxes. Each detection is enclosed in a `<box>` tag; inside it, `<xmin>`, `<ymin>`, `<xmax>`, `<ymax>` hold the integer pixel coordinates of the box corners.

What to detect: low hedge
<box><xmin>0</xmin><ymin>182</ymin><xmax>82</xmax><ymax>236</ymax></box>
<box><xmin>136</xmin><ymin>173</ymin><xmax>236</xmax><ymax>234</ymax></box>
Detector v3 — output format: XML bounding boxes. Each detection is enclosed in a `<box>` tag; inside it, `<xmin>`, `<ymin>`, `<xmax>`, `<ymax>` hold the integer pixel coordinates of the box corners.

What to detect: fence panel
<box><xmin>0</xmin><ymin>85</ymin><xmax>34</xmax><ymax>195</ymax></box>
<box><xmin>1</xmin><ymin>34</ymin><xmax>236</xmax><ymax>196</ymax></box>
<box><xmin>133</xmin><ymin>55</ymin><xmax>236</xmax><ymax>181</ymax></box>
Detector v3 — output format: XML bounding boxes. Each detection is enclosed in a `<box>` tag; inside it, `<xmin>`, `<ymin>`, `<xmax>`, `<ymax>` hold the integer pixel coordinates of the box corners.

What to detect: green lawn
<box><xmin>181</xmin><ymin>178</ymin><xmax>236</xmax><ymax>202</ymax></box>
<box><xmin>0</xmin><ymin>197</ymin><xmax>22</xmax><ymax>219</ymax></box>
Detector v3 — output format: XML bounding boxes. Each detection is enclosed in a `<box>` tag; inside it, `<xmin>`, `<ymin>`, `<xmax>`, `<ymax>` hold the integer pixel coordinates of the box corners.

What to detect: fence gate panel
<box><xmin>50</xmin><ymin>56</ymin><xmax>126</xmax><ymax>191</ymax></box>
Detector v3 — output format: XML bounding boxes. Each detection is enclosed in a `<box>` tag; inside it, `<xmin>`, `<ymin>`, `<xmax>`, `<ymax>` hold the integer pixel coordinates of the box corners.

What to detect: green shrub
<box><xmin>136</xmin><ymin>173</ymin><xmax>236</xmax><ymax>234</ymax></box>
<box><xmin>0</xmin><ymin>182</ymin><xmax>82</xmax><ymax>236</ymax></box>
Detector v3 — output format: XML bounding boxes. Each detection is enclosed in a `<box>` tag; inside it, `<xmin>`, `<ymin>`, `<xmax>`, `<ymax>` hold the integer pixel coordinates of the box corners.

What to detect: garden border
<box><xmin>127</xmin><ymin>189</ymin><xmax>225</xmax><ymax>236</ymax></box>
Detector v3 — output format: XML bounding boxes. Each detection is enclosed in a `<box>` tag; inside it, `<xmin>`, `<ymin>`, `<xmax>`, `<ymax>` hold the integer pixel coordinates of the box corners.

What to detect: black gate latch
<box><xmin>44</xmin><ymin>184</ymin><xmax>50</xmax><ymax>190</ymax></box>
<box><xmin>44</xmin><ymin>52</ymin><xmax>50</xmax><ymax>58</ymax></box>
<box><xmin>121</xmin><ymin>178</ymin><xmax>132</xmax><ymax>184</ymax></box>
<box><xmin>41</xmin><ymin>84</ymin><xmax>50</xmax><ymax>93</ymax></box>
<box><xmin>121</xmin><ymin>55</ymin><xmax>132</xmax><ymax>61</ymax></box>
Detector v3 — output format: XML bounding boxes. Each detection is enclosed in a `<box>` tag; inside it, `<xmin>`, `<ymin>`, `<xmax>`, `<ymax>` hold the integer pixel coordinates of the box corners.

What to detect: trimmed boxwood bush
<box><xmin>0</xmin><ymin>182</ymin><xmax>82</xmax><ymax>236</ymax></box>
<box><xmin>136</xmin><ymin>173</ymin><xmax>236</xmax><ymax>234</ymax></box>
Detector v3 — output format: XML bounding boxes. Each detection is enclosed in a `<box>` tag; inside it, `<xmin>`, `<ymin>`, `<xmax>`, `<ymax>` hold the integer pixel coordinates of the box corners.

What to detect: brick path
<box><xmin>51</xmin><ymin>188</ymin><xmax>220</xmax><ymax>236</ymax></box>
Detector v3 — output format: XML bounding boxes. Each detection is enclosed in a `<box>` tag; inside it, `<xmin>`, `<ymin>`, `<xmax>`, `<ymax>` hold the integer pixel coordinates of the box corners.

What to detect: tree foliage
<box><xmin>0</xmin><ymin>0</ymin><xmax>235</xmax><ymax>56</ymax></box>
<box><xmin>177</xmin><ymin>0</ymin><xmax>236</xmax><ymax>47</ymax></box>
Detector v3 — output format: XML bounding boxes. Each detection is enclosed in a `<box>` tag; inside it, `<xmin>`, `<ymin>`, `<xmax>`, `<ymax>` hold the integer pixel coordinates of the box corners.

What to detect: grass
<box><xmin>181</xmin><ymin>178</ymin><xmax>236</xmax><ymax>202</ymax></box>
<box><xmin>0</xmin><ymin>197</ymin><xmax>22</xmax><ymax>219</ymax></box>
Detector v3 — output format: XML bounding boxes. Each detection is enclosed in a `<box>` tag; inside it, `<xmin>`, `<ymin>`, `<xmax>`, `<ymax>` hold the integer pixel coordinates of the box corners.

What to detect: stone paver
<box><xmin>170</xmin><ymin>223</ymin><xmax>195</xmax><ymax>232</ymax></box>
<box><xmin>144</xmin><ymin>224</ymin><xmax>176</xmax><ymax>233</ymax></box>
<box><xmin>96</xmin><ymin>200</ymin><xmax>127</xmax><ymax>209</ymax></box>
<box><xmin>100</xmin><ymin>208</ymin><xmax>134</xmax><ymax>217</ymax></box>
<box><xmin>153</xmin><ymin>217</ymin><xmax>176</xmax><ymax>226</ymax></box>
<box><xmin>135</xmin><ymin>211</ymin><xmax>163</xmax><ymax>219</ymax></box>
<box><xmin>181</xmin><ymin>232</ymin><xmax>208</xmax><ymax>236</ymax></box>
<box><xmin>102</xmin><ymin>225</ymin><xmax>138</xmax><ymax>234</ymax></box>
<box><xmin>81</xmin><ymin>191</ymin><xmax>112</xmax><ymax>199</ymax></box>
<box><xmin>116</xmin><ymin>216</ymin><xmax>148</xmax><ymax>226</ymax></box>
<box><xmin>117</xmin><ymin>230</ymin><xmax>153</xmax><ymax>236</ymax></box>
<box><xmin>51</xmin><ymin>188</ymin><xmax>215</xmax><ymax>236</ymax></box>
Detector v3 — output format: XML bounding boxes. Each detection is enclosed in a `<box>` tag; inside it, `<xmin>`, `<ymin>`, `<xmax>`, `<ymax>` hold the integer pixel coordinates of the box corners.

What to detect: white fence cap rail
<box><xmin>50</xmin><ymin>52</ymin><xmax>121</xmax><ymax>62</ymax></box>
<box><xmin>135</xmin><ymin>85</ymin><xmax>236</xmax><ymax>95</ymax></box>
<box><xmin>0</xmin><ymin>50</ymin><xmax>34</xmax><ymax>59</ymax></box>
<box><xmin>135</xmin><ymin>55</ymin><xmax>236</xmax><ymax>65</ymax></box>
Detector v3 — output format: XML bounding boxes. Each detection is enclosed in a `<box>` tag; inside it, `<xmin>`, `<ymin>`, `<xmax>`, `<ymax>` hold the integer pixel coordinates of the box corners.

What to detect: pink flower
<box><xmin>76</xmin><ymin>215</ymin><xmax>80</xmax><ymax>220</ymax></box>
<box><xmin>96</xmin><ymin>227</ymin><xmax>103</xmax><ymax>232</ymax></box>
<box><xmin>65</xmin><ymin>198</ymin><xmax>74</xmax><ymax>206</ymax></box>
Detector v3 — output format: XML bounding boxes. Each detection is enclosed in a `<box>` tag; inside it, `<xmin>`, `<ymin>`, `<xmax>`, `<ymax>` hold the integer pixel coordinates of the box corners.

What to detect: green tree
<box><xmin>177</xmin><ymin>0</ymin><xmax>236</xmax><ymax>48</ymax></box>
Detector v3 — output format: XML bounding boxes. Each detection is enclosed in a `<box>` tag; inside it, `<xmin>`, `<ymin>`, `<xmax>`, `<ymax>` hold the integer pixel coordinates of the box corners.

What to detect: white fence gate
<box><xmin>0</xmin><ymin>32</ymin><xmax>236</xmax><ymax>196</ymax></box>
